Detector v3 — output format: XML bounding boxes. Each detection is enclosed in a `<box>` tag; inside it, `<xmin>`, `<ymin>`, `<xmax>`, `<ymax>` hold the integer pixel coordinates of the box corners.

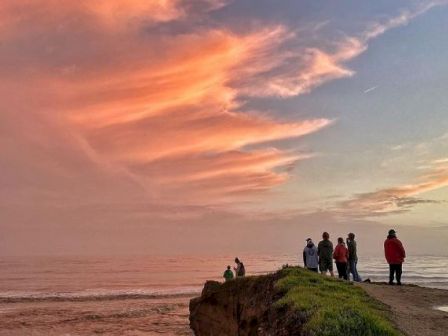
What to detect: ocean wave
<box><xmin>0</xmin><ymin>287</ymin><xmax>202</xmax><ymax>303</ymax></box>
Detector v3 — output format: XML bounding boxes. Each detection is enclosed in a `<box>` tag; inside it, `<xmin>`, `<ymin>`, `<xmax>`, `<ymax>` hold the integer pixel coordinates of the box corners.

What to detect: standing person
<box><xmin>234</xmin><ymin>257</ymin><xmax>245</xmax><ymax>277</ymax></box>
<box><xmin>346</xmin><ymin>233</ymin><xmax>362</xmax><ymax>282</ymax></box>
<box><xmin>333</xmin><ymin>237</ymin><xmax>349</xmax><ymax>280</ymax></box>
<box><xmin>318</xmin><ymin>232</ymin><xmax>334</xmax><ymax>277</ymax></box>
<box><xmin>384</xmin><ymin>229</ymin><xmax>406</xmax><ymax>285</ymax></box>
<box><xmin>303</xmin><ymin>238</ymin><xmax>319</xmax><ymax>272</ymax></box>
<box><xmin>223</xmin><ymin>265</ymin><xmax>234</xmax><ymax>282</ymax></box>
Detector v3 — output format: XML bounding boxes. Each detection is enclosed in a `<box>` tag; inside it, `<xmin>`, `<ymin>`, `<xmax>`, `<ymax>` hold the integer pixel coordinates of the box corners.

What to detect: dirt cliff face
<box><xmin>190</xmin><ymin>267</ymin><xmax>403</xmax><ymax>336</ymax></box>
<box><xmin>189</xmin><ymin>273</ymin><xmax>304</xmax><ymax>336</ymax></box>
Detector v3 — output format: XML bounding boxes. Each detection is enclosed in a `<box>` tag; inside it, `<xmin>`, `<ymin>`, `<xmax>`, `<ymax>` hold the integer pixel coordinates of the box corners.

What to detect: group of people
<box><xmin>303</xmin><ymin>229</ymin><xmax>406</xmax><ymax>285</ymax></box>
<box><xmin>223</xmin><ymin>229</ymin><xmax>407</xmax><ymax>285</ymax></box>
<box><xmin>303</xmin><ymin>232</ymin><xmax>361</xmax><ymax>281</ymax></box>
<box><xmin>223</xmin><ymin>257</ymin><xmax>246</xmax><ymax>281</ymax></box>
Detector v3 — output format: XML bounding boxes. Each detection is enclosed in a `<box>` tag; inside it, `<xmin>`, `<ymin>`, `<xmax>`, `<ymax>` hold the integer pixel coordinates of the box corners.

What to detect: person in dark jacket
<box><xmin>346</xmin><ymin>233</ymin><xmax>362</xmax><ymax>282</ymax></box>
<box><xmin>333</xmin><ymin>237</ymin><xmax>349</xmax><ymax>280</ymax></box>
<box><xmin>384</xmin><ymin>229</ymin><xmax>406</xmax><ymax>285</ymax></box>
<box><xmin>318</xmin><ymin>232</ymin><xmax>334</xmax><ymax>277</ymax></box>
<box><xmin>234</xmin><ymin>257</ymin><xmax>245</xmax><ymax>277</ymax></box>
<box><xmin>303</xmin><ymin>238</ymin><xmax>319</xmax><ymax>272</ymax></box>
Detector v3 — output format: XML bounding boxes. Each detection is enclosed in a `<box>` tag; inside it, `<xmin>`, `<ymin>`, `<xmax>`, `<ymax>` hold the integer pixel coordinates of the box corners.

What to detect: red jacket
<box><xmin>333</xmin><ymin>243</ymin><xmax>349</xmax><ymax>263</ymax></box>
<box><xmin>384</xmin><ymin>237</ymin><xmax>406</xmax><ymax>264</ymax></box>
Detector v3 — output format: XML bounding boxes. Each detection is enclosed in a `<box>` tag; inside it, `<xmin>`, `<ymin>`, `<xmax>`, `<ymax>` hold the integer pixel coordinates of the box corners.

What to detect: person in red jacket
<box><xmin>333</xmin><ymin>237</ymin><xmax>349</xmax><ymax>280</ymax></box>
<box><xmin>384</xmin><ymin>229</ymin><xmax>406</xmax><ymax>285</ymax></box>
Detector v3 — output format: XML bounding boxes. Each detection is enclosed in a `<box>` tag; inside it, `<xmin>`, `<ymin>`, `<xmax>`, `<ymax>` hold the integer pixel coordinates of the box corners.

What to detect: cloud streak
<box><xmin>0</xmin><ymin>1</ymin><xmax>333</xmax><ymax>207</ymax></box>
<box><xmin>336</xmin><ymin>160</ymin><xmax>448</xmax><ymax>218</ymax></box>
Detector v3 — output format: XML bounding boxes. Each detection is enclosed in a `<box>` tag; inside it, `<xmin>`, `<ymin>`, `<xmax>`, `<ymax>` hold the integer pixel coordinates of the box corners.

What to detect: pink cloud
<box><xmin>0</xmin><ymin>2</ymin><xmax>332</xmax><ymax>207</ymax></box>
<box><xmin>336</xmin><ymin>162</ymin><xmax>448</xmax><ymax>218</ymax></box>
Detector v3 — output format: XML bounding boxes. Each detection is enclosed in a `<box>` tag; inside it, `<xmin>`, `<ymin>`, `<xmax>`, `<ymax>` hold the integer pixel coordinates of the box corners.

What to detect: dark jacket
<box><xmin>235</xmin><ymin>262</ymin><xmax>245</xmax><ymax>277</ymax></box>
<box><xmin>318</xmin><ymin>239</ymin><xmax>333</xmax><ymax>261</ymax></box>
<box><xmin>346</xmin><ymin>239</ymin><xmax>358</xmax><ymax>262</ymax></box>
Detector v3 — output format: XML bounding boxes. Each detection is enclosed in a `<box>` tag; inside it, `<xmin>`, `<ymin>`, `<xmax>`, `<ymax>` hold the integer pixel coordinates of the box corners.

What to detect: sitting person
<box><xmin>223</xmin><ymin>265</ymin><xmax>234</xmax><ymax>282</ymax></box>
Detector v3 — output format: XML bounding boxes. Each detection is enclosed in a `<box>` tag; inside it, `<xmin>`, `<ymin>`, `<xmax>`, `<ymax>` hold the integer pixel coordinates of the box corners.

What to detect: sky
<box><xmin>1</xmin><ymin>0</ymin><xmax>447</xmax><ymax>257</ymax></box>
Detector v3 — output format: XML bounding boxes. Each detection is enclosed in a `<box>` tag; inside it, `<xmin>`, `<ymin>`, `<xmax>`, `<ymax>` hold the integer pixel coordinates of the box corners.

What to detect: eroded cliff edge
<box><xmin>189</xmin><ymin>267</ymin><xmax>402</xmax><ymax>336</ymax></box>
<box><xmin>189</xmin><ymin>271</ymin><xmax>301</xmax><ymax>335</ymax></box>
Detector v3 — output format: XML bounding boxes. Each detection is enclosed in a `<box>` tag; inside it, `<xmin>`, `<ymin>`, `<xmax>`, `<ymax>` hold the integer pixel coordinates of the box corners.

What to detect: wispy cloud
<box><xmin>336</xmin><ymin>159</ymin><xmax>448</xmax><ymax>218</ymax></box>
<box><xmin>363</xmin><ymin>0</ymin><xmax>447</xmax><ymax>40</ymax></box>
<box><xmin>238</xmin><ymin>2</ymin><xmax>443</xmax><ymax>98</ymax></box>
<box><xmin>0</xmin><ymin>1</ymin><xmax>333</xmax><ymax>207</ymax></box>
<box><xmin>364</xmin><ymin>86</ymin><xmax>379</xmax><ymax>94</ymax></box>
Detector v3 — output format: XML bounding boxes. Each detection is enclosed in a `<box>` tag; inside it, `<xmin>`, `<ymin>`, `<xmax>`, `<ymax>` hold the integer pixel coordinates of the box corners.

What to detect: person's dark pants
<box><xmin>389</xmin><ymin>264</ymin><xmax>403</xmax><ymax>284</ymax></box>
<box><xmin>307</xmin><ymin>267</ymin><xmax>318</xmax><ymax>273</ymax></box>
<box><xmin>336</xmin><ymin>262</ymin><xmax>348</xmax><ymax>280</ymax></box>
<box><xmin>348</xmin><ymin>259</ymin><xmax>362</xmax><ymax>282</ymax></box>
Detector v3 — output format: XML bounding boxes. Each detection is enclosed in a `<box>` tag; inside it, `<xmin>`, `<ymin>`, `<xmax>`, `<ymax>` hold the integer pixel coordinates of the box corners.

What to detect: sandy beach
<box><xmin>0</xmin><ymin>295</ymin><xmax>193</xmax><ymax>336</ymax></box>
<box><xmin>361</xmin><ymin>283</ymin><xmax>448</xmax><ymax>336</ymax></box>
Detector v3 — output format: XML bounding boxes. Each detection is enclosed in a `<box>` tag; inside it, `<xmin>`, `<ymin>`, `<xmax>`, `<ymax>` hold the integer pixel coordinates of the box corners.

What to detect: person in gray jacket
<box><xmin>303</xmin><ymin>238</ymin><xmax>319</xmax><ymax>272</ymax></box>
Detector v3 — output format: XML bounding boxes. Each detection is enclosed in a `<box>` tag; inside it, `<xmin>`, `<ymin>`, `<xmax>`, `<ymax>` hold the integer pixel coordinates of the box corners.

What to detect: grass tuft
<box><xmin>275</xmin><ymin>267</ymin><xmax>402</xmax><ymax>336</ymax></box>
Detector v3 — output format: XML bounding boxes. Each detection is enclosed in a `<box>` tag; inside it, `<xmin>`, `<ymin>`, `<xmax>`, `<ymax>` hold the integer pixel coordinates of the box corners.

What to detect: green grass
<box><xmin>275</xmin><ymin>267</ymin><xmax>402</xmax><ymax>336</ymax></box>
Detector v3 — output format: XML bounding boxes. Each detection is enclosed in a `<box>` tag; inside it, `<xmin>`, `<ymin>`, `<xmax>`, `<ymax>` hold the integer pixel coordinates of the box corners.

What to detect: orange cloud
<box><xmin>0</xmin><ymin>3</ymin><xmax>332</xmax><ymax>206</ymax></box>
<box><xmin>85</xmin><ymin>0</ymin><xmax>183</xmax><ymax>26</ymax></box>
<box><xmin>60</xmin><ymin>27</ymin><xmax>331</xmax><ymax>202</ymax></box>
<box><xmin>337</xmin><ymin>162</ymin><xmax>448</xmax><ymax>217</ymax></box>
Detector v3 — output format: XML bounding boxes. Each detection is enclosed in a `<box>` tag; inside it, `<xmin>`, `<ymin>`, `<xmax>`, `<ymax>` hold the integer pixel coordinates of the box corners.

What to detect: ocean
<box><xmin>1</xmin><ymin>255</ymin><xmax>447</xmax><ymax>335</ymax></box>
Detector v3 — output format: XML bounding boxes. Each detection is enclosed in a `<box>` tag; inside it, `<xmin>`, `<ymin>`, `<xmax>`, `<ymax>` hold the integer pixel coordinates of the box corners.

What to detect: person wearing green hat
<box><xmin>384</xmin><ymin>229</ymin><xmax>406</xmax><ymax>285</ymax></box>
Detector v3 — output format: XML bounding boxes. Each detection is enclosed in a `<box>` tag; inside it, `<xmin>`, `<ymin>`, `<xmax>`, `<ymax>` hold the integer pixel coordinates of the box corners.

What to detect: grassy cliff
<box><xmin>190</xmin><ymin>266</ymin><xmax>402</xmax><ymax>336</ymax></box>
<box><xmin>275</xmin><ymin>267</ymin><xmax>401</xmax><ymax>336</ymax></box>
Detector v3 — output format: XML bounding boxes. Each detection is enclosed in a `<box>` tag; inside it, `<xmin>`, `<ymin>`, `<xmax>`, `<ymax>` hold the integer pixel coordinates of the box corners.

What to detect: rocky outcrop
<box><xmin>189</xmin><ymin>273</ymin><xmax>304</xmax><ymax>336</ymax></box>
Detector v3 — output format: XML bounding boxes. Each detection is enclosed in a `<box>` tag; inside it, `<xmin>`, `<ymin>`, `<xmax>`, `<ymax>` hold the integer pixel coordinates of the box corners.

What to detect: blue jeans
<box><xmin>348</xmin><ymin>260</ymin><xmax>362</xmax><ymax>282</ymax></box>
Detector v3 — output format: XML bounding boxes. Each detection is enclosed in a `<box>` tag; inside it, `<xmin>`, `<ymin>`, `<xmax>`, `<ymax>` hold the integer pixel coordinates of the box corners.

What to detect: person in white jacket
<box><xmin>303</xmin><ymin>238</ymin><xmax>319</xmax><ymax>272</ymax></box>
